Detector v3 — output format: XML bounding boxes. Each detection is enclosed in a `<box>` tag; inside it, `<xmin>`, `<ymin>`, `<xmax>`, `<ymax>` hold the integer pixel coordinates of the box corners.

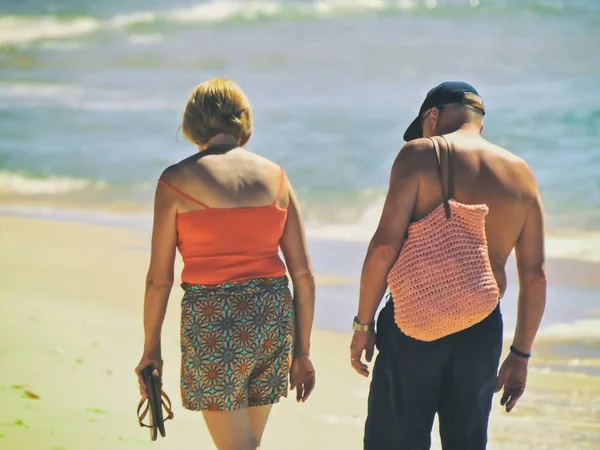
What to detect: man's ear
<box><xmin>430</xmin><ymin>108</ymin><xmax>440</xmax><ymax>134</ymax></box>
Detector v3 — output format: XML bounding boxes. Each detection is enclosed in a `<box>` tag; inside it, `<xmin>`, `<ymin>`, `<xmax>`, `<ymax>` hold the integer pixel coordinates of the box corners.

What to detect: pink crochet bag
<box><xmin>387</xmin><ymin>136</ymin><xmax>499</xmax><ymax>342</ymax></box>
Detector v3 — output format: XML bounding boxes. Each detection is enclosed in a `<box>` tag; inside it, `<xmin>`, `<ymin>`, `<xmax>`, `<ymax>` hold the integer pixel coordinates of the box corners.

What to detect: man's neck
<box><xmin>437</xmin><ymin>122</ymin><xmax>481</xmax><ymax>136</ymax></box>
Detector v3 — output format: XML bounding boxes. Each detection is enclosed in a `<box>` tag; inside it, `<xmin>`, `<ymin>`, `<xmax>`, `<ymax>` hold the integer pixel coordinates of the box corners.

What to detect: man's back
<box><xmin>409</xmin><ymin>130</ymin><xmax>543</xmax><ymax>297</ymax></box>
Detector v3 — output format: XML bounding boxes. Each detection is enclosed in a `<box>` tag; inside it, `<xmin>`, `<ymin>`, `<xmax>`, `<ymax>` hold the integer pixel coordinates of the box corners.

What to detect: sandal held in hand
<box><xmin>136</xmin><ymin>367</ymin><xmax>174</xmax><ymax>441</ymax></box>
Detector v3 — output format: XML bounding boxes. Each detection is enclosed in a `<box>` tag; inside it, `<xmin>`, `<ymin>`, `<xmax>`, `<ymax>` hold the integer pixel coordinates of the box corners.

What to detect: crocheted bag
<box><xmin>386</xmin><ymin>136</ymin><xmax>499</xmax><ymax>342</ymax></box>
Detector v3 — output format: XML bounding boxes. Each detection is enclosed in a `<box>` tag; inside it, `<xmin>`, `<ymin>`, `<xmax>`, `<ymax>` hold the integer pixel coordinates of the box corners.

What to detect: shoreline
<box><xmin>1</xmin><ymin>211</ymin><xmax>599</xmax><ymax>345</ymax></box>
<box><xmin>2</xmin><ymin>202</ymin><xmax>600</xmax><ymax>266</ymax></box>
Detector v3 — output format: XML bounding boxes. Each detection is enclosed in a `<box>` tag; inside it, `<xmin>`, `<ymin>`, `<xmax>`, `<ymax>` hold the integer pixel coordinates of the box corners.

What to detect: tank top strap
<box><xmin>157</xmin><ymin>179</ymin><xmax>210</xmax><ymax>209</ymax></box>
<box><xmin>272</xmin><ymin>166</ymin><xmax>286</xmax><ymax>205</ymax></box>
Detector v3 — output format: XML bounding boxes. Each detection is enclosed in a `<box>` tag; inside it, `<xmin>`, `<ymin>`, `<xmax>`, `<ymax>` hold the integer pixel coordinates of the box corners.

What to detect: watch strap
<box><xmin>353</xmin><ymin>316</ymin><xmax>374</xmax><ymax>332</ymax></box>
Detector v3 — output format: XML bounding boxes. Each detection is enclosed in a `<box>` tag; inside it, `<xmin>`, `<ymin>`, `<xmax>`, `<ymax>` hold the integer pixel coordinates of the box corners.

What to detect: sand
<box><xmin>0</xmin><ymin>216</ymin><xmax>599</xmax><ymax>449</ymax></box>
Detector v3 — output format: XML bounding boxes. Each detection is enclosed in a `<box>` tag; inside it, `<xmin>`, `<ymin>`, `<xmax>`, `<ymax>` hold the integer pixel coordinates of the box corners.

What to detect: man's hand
<box><xmin>494</xmin><ymin>352</ymin><xmax>528</xmax><ymax>412</ymax></box>
<box><xmin>350</xmin><ymin>330</ymin><xmax>376</xmax><ymax>377</ymax></box>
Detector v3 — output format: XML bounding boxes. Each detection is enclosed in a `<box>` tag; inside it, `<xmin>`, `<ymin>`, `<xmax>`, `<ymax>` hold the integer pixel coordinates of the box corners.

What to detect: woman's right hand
<box><xmin>135</xmin><ymin>351</ymin><xmax>163</xmax><ymax>397</ymax></box>
<box><xmin>289</xmin><ymin>354</ymin><xmax>316</xmax><ymax>403</ymax></box>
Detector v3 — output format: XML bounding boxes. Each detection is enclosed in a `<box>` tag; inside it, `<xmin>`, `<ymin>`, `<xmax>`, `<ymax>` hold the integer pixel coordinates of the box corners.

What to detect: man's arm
<box><xmin>513</xmin><ymin>191</ymin><xmax>547</xmax><ymax>354</ymax></box>
<box><xmin>495</xmin><ymin>170</ymin><xmax>546</xmax><ymax>412</ymax></box>
<box><xmin>350</xmin><ymin>142</ymin><xmax>421</xmax><ymax>376</ymax></box>
<box><xmin>357</xmin><ymin>143</ymin><xmax>421</xmax><ymax>324</ymax></box>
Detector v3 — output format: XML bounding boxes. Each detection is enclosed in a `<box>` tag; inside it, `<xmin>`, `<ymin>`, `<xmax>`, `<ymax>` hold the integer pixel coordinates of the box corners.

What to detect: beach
<box><xmin>1</xmin><ymin>215</ymin><xmax>599</xmax><ymax>450</ymax></box>
<box><xmin>2</xmin><ymin>0</ymin><xmax>600</xmax><ymax>448</ymax></box>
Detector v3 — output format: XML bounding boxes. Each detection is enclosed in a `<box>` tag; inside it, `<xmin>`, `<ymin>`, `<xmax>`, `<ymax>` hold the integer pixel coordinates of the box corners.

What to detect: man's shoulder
<box><xmin>395</xmin><ymin>138</ymin><xmax>437</xmax><ymax>163</ymax></box>
<box><xmin>400</xmin><ymin>137</ymin><xmax>435</xmax><ymax>153</ymax></box>
<box><xmin>482</xmin><ymin>140</ymin><xmax>535</xmax><ymax>180</ymax></box>
<box><xmin>388</xmin><ymin>138</ymin><xmax>437</xmax><ymax>179</ymax></box>
<box><xmin>478</xmin><ymin>139</ymin><xmax>539</xmax><ymax>201</ymax></box>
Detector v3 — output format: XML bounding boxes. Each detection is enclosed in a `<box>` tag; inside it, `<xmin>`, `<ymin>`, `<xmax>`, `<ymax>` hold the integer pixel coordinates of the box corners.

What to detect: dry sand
<box><xmin>0</xmin><ymin>216</ymin><xmax>598</xmax><ymax>449</ymax></box>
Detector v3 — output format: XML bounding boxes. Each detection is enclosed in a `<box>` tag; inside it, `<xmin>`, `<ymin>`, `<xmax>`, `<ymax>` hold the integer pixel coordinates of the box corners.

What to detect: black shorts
<box><xmin>364</xmin><ymin>299</ymin><xmax>503</xmax><ymax>450</ymax></box>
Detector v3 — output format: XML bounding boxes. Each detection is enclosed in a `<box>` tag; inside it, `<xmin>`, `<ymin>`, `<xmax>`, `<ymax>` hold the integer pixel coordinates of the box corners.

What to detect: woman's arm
<box><xmin>279</xmin><ymin>181</ymin><xmax>316</xmax><ymax>402</ymax></box>
<box><xmin>280</xmin><ymin>184</ymin><xmax>315</xmax><ymax>357</ymax></box>
<box><xmin>135</xmin><ymin>174</ymin><xmax>178</xmax><ymax>394</ymax></box>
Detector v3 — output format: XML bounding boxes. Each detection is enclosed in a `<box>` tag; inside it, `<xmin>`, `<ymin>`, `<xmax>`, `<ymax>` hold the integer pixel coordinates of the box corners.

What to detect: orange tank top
<box><xmin>158</xmin><ymin>168</ymin><xmax>288</xmax><ymax>285</ymax></box>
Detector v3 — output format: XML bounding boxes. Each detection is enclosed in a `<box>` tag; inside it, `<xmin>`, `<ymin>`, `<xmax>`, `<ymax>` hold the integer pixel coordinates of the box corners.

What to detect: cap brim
<box><xmin>403</xmin><ymin>116</ymin><xmax>422</xmax><ymax>142</ymax></box>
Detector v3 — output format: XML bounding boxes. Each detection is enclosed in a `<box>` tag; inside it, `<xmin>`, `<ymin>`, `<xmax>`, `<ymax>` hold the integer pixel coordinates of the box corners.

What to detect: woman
<box><xmin>135</xmin><ymin>78</ymin><xmax>316</xmax><ymax>450</ymax></box>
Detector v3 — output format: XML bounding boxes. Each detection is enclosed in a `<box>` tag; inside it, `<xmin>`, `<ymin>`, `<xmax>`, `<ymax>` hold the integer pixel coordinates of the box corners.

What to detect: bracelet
<box><xmin>510</xmin><ymin>345</ymin><xmax>531</xmax><ymax>359</ymax></box>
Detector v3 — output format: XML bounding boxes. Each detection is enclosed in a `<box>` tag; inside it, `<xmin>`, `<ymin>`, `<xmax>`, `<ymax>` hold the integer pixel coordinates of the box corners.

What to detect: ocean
<box><xmin>1</xmin><ymin>0</ymin><xmax>599</xmax><ymax>234</ymax></box>
<box><xmin>1</xmin><ymin>0</ymin><xmax>600</xmax><ymax>344</ymax></box>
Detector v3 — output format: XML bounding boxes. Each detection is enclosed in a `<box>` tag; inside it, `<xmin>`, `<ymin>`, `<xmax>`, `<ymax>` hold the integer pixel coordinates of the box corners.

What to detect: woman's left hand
<box><xmin>135</xmin><ymin>351</ymin><xmax>163</xmax><ymax>398</ymax></box>
<box><xmin>289</xmin><ymin>354</ymin><xmax>316</xmax><ymax>402</ymax></box>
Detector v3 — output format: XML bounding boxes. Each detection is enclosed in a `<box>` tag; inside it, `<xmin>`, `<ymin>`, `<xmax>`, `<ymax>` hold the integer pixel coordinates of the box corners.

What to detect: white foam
<box><xmin>305</xmin><ymin>195</ymin><xmax>600</xmax><ymax>263</ymax></box>
<box><xmin>0</xmin><ymin>172</ymin><xmax>106</xmax><ymax>196</ymax></box>
<box><xmin>127</xmin><ymin>34</ymin><xmax>164</xmax><ymax>45</ymax></box>
<box><xmin>546</xmin><ymin>233</ymin><xmax>600</xmax><ymax>263</ymax></box>
<box><xmin>0</xmin><ymin>16</ymin><xmax>100</xmax><ymax>45</ymax></box>
<box><xmin>0</xmin><ymin>0</ymin><xmax>423</xmax><ymax>45</ymax></box>
<box><xmin>72</xmin><ymin>98</ymin><xmax>171</xmax><ymax>111</ymax></box>
<box><xmin>108</xmin><ymin>12</ymin><xmax>157</xmax><ymax>28</ymax></box>
<box><xmin>0</xmin><ymin>82</ymin><xmax>172</xmax><ymax>111</ymax></box>
<box><xmin>537</xmin><ymin>319</ymin><xmax>600</xmax><ymax>340</ymax></box>
<box><xmin>305</xmin><ymin>198</ymin><xmax>384</xmax><ymax>242</ymax></box>
<box><xmin>0</xmin><ymin>82</ymin><xmax>84</xmax><ymax>99</ymax></box>
<box><xmin>314</xmin><ymin>0</ymin><xmax>387</xmax><ymax>15</ymax></box>
<box><xmin>167</xmin><ymin>0</ymin><xmax>399</xmax><ymax>23</ymax></box>
<box><xmin>167</xmin><ymin>1</ymin><xmax>283</xmax><ymax>22</ymax></box>
<box><xmin>398</xmin><ymin>0</ymin><xmax>417</xmax><ymax>11</ymax></box>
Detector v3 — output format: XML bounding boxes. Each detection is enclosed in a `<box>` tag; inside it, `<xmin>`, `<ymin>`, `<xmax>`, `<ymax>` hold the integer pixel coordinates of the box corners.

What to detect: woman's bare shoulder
<box><xmin>158</xmin><ymin>159</ymin><xmax>191</xmax><ymax>184</ymax></box>
<box><xmin>239</xmin><ymin>149</ymin><xmax>281</xmax><ymax>171</ymax></box>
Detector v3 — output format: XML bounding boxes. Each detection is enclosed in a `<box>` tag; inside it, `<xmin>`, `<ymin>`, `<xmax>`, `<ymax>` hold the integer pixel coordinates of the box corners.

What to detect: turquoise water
<box><xmin>1</xmin><ymin>0</ymin><xmax>599</xmax><ymax>231</ymax></box>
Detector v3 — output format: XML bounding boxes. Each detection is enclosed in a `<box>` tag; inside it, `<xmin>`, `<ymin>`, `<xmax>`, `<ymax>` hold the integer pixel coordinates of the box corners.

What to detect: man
<box><xmin>350</xmin><ymin>82</ymin><xmax>547</xmax><ymax>450</ymax></box>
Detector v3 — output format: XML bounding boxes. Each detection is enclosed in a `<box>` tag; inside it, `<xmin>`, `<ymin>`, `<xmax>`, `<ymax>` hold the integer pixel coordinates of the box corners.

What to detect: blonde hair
<box><xmin>182</xmin><ymin>78</ymin><xmax>252</xmax><ymax>147</ymax></box>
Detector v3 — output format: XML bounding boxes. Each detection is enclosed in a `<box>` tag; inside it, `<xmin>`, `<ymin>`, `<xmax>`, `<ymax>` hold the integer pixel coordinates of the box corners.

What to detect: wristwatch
<box><xmin>353</xmin><ymin>316</ymin><xmax>375</xmax><ymax>332</ymax></box>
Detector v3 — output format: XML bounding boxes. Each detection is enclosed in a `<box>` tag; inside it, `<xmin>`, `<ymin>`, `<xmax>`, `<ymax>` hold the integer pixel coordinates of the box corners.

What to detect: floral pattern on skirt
<box><xmin>180</xmin><ymin>276</ymin><xmax>294</xmax><ymax>411</ymax></box>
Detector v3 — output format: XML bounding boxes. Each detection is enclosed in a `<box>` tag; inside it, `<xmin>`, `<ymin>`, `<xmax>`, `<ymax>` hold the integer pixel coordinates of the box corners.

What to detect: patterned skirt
<box><xmin>180</xmin><ymin>276</ymin><xmax>294</xmax><ymax>412</ymax></box>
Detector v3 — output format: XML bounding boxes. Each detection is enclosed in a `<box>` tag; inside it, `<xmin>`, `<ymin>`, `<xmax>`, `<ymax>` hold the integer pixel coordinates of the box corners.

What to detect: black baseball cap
<box><xmin>403</xmin><ymin>81</ymin><xmax>485</xmax><ymax>142</ymax></box>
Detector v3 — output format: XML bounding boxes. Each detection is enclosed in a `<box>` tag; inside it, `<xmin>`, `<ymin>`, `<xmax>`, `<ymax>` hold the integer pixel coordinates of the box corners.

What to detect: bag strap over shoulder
<box><xmin>441</xmin><ymin>135</ymin><xmax>455</xmax><ymax>199</ymax></box>
<box><xmin>428</xmin><ymin>136</ymin><xmax>454</xmax><ymax>219</ymax></box>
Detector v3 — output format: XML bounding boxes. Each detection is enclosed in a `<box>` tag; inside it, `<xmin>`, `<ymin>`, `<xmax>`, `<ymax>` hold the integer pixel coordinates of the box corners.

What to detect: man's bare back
<box><xmin>409</xmin><ymin>131</ymin><xmax>544</xmax><ymax>298</ymax></box>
